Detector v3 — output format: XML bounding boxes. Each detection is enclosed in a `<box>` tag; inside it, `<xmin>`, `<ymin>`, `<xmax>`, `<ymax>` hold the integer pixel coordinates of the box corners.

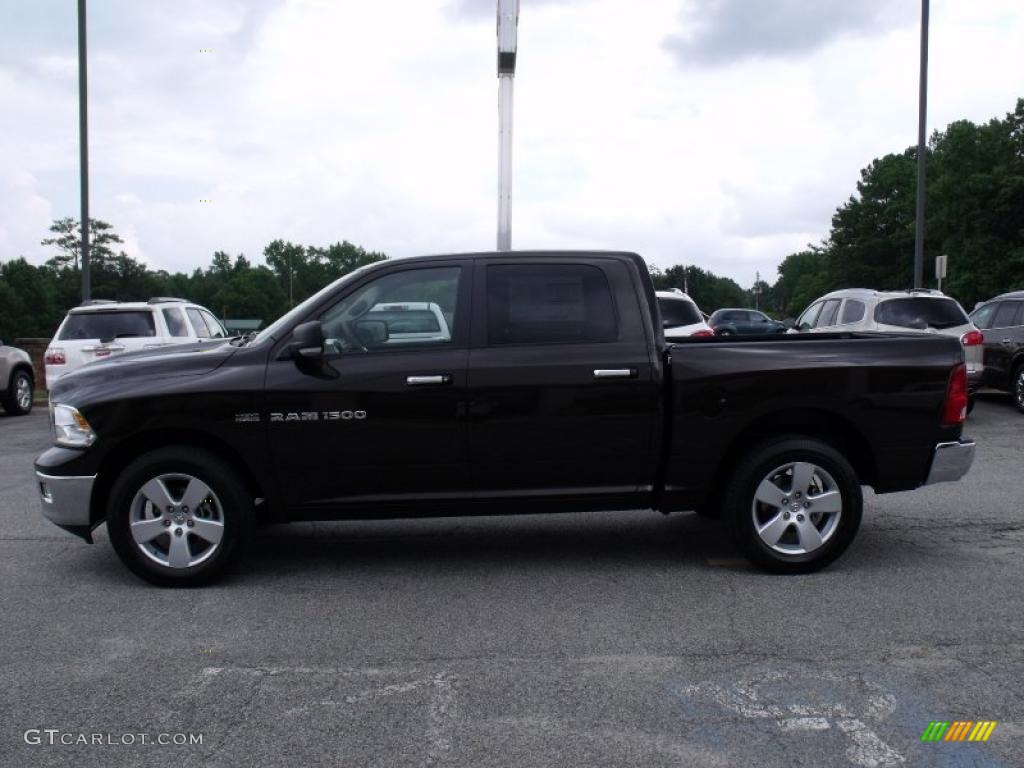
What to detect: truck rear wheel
<box><xmin>107</xmin><ymin>447</ymin><xmax>253</xmax><ymax>587</ymax></box>
<box><xmin>724</xmin><ymin>438</ymin><xmax>862</xmax><ymax>574</ymax></box>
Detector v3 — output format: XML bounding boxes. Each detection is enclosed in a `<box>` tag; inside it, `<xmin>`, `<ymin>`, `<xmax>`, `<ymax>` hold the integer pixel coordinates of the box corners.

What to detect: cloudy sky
<box><xmin>1</xmin><ymin>0</ymin><xmax>1021</xmax><ymax>287</ymax></box>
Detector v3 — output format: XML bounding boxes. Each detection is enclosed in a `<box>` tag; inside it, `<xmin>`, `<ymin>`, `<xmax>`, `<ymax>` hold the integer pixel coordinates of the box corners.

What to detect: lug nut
<box><xmin>187</xmin><ymin>520</ymin><xmax>194</xmax><ymax>528</ymax></box>
<box><xmin>804</xmin><ymin>501</ymin><xmax>811</xmax><ymax>508</ymax></box>
<box><xmin>796</xmin><ymin>514</ymin><xmax>805</xmax><ymax>522</ymax></box>
<box><xmin>163</xmin><ymin>519</ymin><xmax>171</xmax><ymax>527</ymax></box>
<box><xmin>794</xmin><ymin>491</ymin><xmax>802</xmax><ymax>498</ymax></box>
<box><xmin>782</xmin><ymin>498</ymin><xmax>789</xmax><ymax>505</ymax></box>
<box><xmin>166</xmin><ymin>506</ymin><xmax>173</xmax><ymax>513</ymax></box>
<box><xmin>174</xmin><ymin>528</ymin><xmax>183</xmax><ymax>536</ymax></box>
<box><xmin>182</xmin><ymin>506</ymin><xmax>189</xmax><ymax>513</ymax></box>
<box><xmin>783</xmin><ymin>512</ymin><xmax>791</xmax><ymax>520</ymax></box>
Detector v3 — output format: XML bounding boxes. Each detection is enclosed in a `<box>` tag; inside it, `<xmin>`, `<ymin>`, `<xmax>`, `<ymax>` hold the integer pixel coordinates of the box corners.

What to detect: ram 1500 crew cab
<box><xmin>35</xmin><ymin>251</ymin><xmax>976</xmax><ymax>586</ymax></box>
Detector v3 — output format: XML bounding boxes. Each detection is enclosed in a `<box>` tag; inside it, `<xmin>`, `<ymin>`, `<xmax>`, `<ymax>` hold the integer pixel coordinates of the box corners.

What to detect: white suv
<box><xmin>657</xmin><ymin>290</ymin><xmax>713</xmax><ymax>340</ymax></box>
<box><xmin>791</xmin><ymin>288</ymin><xmax>984</xmax><ymax>389</ymax></box>
<box><xmin>45</xmin><ymin>298</ymin><xmax>228</xmax><ymax>387</ymax></box>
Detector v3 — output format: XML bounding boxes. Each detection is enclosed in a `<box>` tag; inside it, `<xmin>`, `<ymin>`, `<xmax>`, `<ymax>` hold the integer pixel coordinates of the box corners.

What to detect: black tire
<box><xmin>1013</xmin><ymin>363</ymin><xmax>1024</xmax><ymax>415</ymax></box>
<box><xmin>2</xmin><ymin>368</ymin><xmax>33</xmax><ymax>416</ymax></box>
<box><xmin>107</xmin><ymin>447</ymin><xmax>253</xmax><ymax>587</ymax></box>
<box><xmin>724</xmin><ymin>437</ymin><xmax>862</xmax><ymax>574</ymax></box>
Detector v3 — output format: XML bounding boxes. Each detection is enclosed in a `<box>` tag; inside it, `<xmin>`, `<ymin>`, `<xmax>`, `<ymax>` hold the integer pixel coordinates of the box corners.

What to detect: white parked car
<box><xmin>790</xmin><ymin>288</ymin><xmax>984</xmax><ymax>390</ymax></box>
<box><xmin>657</xmin><ymin>290</ymin><xmax>714</xmax><ymax>340</ymax></box>
<box><xmin>45</xmin><ymin>298</ymin><xmax>228</xmax><ymax>387</ymax></box>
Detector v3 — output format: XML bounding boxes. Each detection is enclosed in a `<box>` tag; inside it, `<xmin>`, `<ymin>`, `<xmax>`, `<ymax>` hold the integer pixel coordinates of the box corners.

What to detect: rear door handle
<box><xmin>593</xmin><ymin>369</ymin><xmax>636</xmax><ymax>379</ymax></box>
<box><xmin>1002</xmin><ymin>338</ymin><xmax>1013</xmax><ymax>345</ymax></box>
<box><xmin>406</xmin><ymin>375</ymin><xmax>451</xmax><ymax>386</ymax></box>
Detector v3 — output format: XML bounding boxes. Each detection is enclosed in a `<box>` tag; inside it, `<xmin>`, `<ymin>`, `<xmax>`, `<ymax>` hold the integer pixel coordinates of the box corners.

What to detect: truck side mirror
<box><xmin>290</xmin><ymin>321</ymin><xmax>324</xmax><ymax>360</ymax></box>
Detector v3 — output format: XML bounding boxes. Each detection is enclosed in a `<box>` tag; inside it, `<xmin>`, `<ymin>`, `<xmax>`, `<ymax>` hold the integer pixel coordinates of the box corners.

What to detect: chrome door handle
<box><xmin>1002</xmin><ymin>338</ymin><xmax>1013</xmax><ymax>344</ymax></box>
<box><xmin>406</xmin><ymin>375</ymin><xmax>451</xmax><ymax>386</ymax></box>
<box><xmin>593</xmin><ymin>369</ymin><xmax>636</xmax><ymax>379</ymax></box>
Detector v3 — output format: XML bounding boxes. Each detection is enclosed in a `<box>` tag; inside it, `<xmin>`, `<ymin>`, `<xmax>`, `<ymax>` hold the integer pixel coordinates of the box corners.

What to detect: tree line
<box><xmin>762</xmin><ymin>97</ymin><xmax>1024</xmax><ymax>318</ymax></box>
<box><xmin>0</xmin><ymin>219</ymin><xmax>386</xmax><ymax>341</ymax></box>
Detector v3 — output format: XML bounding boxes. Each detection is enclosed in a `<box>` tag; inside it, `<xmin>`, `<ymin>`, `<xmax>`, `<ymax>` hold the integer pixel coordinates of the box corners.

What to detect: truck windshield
<box><xmin>59</xmin><ymin>311</ymin><xmax>156</xmax><ymax>341</ymax></box>
<box><xmin>874</xmin><ymin>298</ymin><xmax>968</xmax><ymax>330</ymax></box>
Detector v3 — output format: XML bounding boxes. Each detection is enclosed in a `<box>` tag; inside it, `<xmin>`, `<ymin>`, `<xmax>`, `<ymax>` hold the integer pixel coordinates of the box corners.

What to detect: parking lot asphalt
<box><xmin>1</xmin><ymin>396</ymin><xmax>1022</xmax><ymax>768</ymax></box>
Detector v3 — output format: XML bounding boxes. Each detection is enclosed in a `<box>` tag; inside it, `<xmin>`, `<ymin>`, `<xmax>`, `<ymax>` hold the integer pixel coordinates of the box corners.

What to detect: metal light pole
<box><xmin>78</xmin><ymin>0</ymin><xmax>90</xmax><ymax>301</ymax></box>
<box><xmin>496</xmin><ymin>0</ymin><xmax>519</xmax><ymax>252</ymax></box>
<box><xmin>913</xmin><ymin>0</ymin><xmax>930</xmax><ymax>289</ymax></box>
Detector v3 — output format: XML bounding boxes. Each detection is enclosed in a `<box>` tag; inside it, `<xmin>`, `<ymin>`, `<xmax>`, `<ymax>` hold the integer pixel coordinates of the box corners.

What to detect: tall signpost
<box><xmin>913</xmin><ymin>0</ymin><xmax>930</xmax><ymax>289</ymax></box>
<box><xmin>496</xmin><ymin>0</ymin><xmax>519</xmax><ymax>252</ymax></box>
<box><xmin>78</xmin><ymin>0</ymin><xmax>91</xmax><ymax>301</ymax></box>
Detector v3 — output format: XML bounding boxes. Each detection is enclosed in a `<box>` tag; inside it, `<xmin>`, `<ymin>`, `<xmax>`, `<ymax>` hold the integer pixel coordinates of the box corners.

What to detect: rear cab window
<box><xmin>874</xmin><ymin>297</ymin><xmax>969</xmax><ymax>330</ymax></box>
<box><xmin>485</xmin><ymin>264</ymin><xmax>617</xmax><ymax>345</ymax></box>
<box><xmin>58</xmin><ymin>311</ymin><xmax>156</xmax><ymax>341</ymax></box>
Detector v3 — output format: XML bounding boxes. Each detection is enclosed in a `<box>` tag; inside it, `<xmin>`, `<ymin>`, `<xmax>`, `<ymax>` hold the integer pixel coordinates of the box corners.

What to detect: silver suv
<box><xmin>792</xmin><ymin>288</ymin><xmax>983</xmax><ymax>390</ymax></box>
<box><xmin>0</xmin><ymin>340</ymin><xmax>35</xmax><ymax>416</ymax></box>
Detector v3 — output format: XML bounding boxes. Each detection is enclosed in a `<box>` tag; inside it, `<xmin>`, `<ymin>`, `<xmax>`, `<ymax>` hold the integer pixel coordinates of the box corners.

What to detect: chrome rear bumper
<box><xmin>924</xmin><ymin>439</ymin><xmax>976</xmax><ymax>485</ymax></box>
<box><xmin>36</xmin><ymin>472</ymin><xmax>94</xmax><ymax>527</ymax></box>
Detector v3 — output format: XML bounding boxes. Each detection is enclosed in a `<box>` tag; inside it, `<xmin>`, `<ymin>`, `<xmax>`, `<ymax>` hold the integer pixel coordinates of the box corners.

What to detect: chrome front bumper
<box><xmin>36</xmin><ymin>471</ymin><xmax>95</xmax><ymax>527</ymax></box>
<box><xmin>924</xmin><ymin>439</ymin><xmax>976</xmax><ymax>485</ymax></box>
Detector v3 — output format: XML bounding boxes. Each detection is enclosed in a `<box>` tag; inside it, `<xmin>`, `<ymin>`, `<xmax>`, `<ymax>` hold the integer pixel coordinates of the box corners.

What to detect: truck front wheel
<box><xmin>724</xmin><ymin>438</ymin><xmax>862</xmax><ymax>574</ymax></box>
<box><xmin>107</xmin><ymin>447</ymin><xmax>253</xmax><ymax>587</ymax></box>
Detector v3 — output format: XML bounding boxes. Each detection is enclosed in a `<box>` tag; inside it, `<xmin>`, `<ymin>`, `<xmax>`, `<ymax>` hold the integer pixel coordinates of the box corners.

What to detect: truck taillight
<box><xmin>45</xmin><ymin>348</ymin><xmax>66</xmax><ymax>365</ymax></box>
<box><xmin>960</xmin><ymin>330</ymin><xmax>984</xmax><ymax>346</ymax></box>
<box><xmin>941</xmin><ymin>363</ymin><xmax>968</xmax><ymax>426</ymax></box>
<box><xmin>690</xmin><ymin>330</ymin><xmax>714</xmax><ymax>337</ymax></box>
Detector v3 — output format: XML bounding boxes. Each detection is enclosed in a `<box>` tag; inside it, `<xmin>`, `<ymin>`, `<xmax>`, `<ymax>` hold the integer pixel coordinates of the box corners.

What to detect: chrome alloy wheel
<box><xmin>15</xmin><ymin>375</ymin><xmax>31</xmax><ymax>410</ymax></box>
<box><xmin>751</xmin><ymin>461</ymin><xmax>842</xmax><ymax>555</ymax></box>
<box><xmin>129</xmin><ymin>473</ymin><xmax>225</xmax><ymax>568</ymax></box>
<box><xmin>1016</xmin><ymin>369</ymin><xmax>1024</xmax><ymax>410</ymax></box>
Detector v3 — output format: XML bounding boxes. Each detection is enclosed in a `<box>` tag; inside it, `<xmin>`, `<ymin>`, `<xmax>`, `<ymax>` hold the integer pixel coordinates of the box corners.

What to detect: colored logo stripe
<box><xmin>969</xmin><ymin>721</ymin><xmax>997</xmax><ymax>742</ymax></box>
<box><xmin>921</xmin><ymin>720</ymin><xmax>996</xmax><ymax>742</ymax></box>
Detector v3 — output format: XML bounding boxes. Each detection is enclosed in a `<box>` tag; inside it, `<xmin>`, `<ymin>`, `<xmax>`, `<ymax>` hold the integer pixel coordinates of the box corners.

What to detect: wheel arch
<box><xmin>700</xmin><ymin>408</ymin><xmax>876</xmax><ymax>516</ymax></box>
<box><xmin>90</xmin><ymin>430</ymin><xmax>274</xmax><ymax>528</ymax></box>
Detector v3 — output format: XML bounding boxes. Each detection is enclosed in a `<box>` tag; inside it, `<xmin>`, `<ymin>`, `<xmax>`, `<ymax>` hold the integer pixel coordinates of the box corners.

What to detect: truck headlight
<box><xmin>53</xmin><ymin>404</ymin><xmax>97</xmax><ymax>448</ymax></box>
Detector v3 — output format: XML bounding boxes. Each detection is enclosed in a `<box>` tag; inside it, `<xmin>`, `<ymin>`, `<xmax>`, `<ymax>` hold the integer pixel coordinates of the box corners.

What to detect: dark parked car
<box><xmin>708</xmin><ymin>308</ymin><xmax>787</xmax><ymax>336</ymax></box>
<box><xmin>970</xmin><ymin>290</ymin><xmax>1024</xmax><ymax>413</ymax></box>
<box><xmin>36</xmin><ymin>251</ymin><xmax>974</xmax><ymax>586</ymax></box>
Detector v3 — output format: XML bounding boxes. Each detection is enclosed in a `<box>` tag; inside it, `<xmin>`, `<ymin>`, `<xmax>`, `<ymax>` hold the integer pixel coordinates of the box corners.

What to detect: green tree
<box><xmin>40</xmin><ymin>217</ymin><xmax>125</xmax><ymax>271</ymax></box>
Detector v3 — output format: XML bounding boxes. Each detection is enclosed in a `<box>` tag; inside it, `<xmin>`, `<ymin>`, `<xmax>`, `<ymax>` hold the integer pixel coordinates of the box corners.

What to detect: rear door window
<box><xmin>486</xmin><ymin>264</ymin><xmax>617</xmax><ymax>345</ymax></box>
<box><xmin>162</xmin><ymin>307</ymin><xmax>190</xmax><ymax>337</ymax></box>
<box><xmin>991</xmin><ymin>301</ymin><xmax>1023</xmax><ymax>329</ymax></box>
<box><xmin>58</xmin><ymin>311</ymin><xmax>156</xmax><ymax>341</ymax></box>
<box><xmin>874</xmin><ymin>298</ymin><xmax>968</xmax><ymax>330</ymax></box>
<box><xmin>186</xmin><ymin>308</ymin><xmax>211</xmax><ymax>338</ymax></box>
<box><xmin>659</xmin><ymin>298</ymin><xmax>702</xmax><ymax>327</ymax></box>
<box><xmin>839</xmin><ymin>299</ymin><xmax>866</xmax><ymax>325</ymax></box>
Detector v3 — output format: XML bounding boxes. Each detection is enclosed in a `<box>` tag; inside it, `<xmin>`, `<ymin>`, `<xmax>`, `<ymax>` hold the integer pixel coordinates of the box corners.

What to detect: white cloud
<box><xmin>1</xmin><ymin>0</ymin><xmax>1022</xmax><ymax>291</ymax></box>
